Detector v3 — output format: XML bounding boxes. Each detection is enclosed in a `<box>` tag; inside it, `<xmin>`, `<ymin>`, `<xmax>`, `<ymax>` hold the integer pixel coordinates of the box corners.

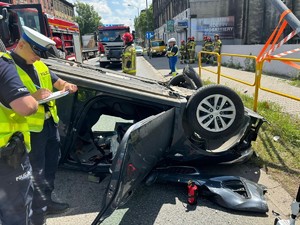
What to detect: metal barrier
<box><xmin>198</xmin><ymin>51</ymin><xmax>300</xmax><ymax>112</ymax></box>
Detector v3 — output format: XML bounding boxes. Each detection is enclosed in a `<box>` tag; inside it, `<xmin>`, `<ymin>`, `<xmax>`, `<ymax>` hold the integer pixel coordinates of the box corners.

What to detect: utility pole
<box><xmin>146</xmin><ymin>0</ymin><xmax>151</xmax><ymax>58</ymax></box>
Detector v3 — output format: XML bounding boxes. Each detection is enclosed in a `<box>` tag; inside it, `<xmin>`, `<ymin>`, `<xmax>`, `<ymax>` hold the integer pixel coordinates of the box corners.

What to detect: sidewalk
<box><xmin>141</xmin><ymin>55</ymin><xmax>298</xmax><ymax>219</ymax></box>
<box><xmin>144</xmin><ymin>56</ymin><xmax>300</xmax><ymax>117</ymax></box>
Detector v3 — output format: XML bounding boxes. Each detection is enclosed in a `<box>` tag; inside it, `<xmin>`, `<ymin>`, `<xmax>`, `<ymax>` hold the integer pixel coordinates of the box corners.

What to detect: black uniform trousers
<box><xmin>0</xmin><ymin>154</ymin><xmax>33</xmax><ymax>225</ymax></box>
<box><xmin>29</xmin><ymin>118</ymin><xmax>60</xmax><ymax>224</ymax></box>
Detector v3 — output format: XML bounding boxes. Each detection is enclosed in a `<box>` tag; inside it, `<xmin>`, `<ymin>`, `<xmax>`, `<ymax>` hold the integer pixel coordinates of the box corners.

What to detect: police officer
<box><xmin>122</xmin><ymin>32</ymin><xmax>136</xmax><ymax>75</ymax></box>
<box><xmin>0</xmin><ymin>41</ymin><xmax>39</xmax><ymax>224</ymax></box>
<box><xmin>165</xmin><ymin>37</ymin><xmax>178</xmax><ymax>77</ymax></box>
<box><xmin>179</xmin><ymin>40</ymin><xmax>187</xmax><ymax>64</ymax></box>
<box><xmin>10</xmin><ymin>26</ymin><xmax>78</xmax><ymax>225</ymax></box>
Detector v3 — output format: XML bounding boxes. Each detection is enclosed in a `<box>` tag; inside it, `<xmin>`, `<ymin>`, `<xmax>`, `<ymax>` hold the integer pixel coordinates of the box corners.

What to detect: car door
<box><xmin>92</xmin><ymin>108</ymin><xmax>175</xmax><ymax>225</ymax></box>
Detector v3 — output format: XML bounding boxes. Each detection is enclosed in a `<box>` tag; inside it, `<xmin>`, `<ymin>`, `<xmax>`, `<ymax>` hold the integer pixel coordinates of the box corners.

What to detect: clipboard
<box><xmin>38</xmin><ymin>90</ymin><xmax>70</xmax><ymax>104</ymax></box>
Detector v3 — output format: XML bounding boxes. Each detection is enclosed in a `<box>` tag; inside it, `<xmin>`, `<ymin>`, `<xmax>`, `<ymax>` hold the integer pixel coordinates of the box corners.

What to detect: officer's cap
<box><xmin>22</xmin><ymin>26</ymin><xmax>55</xmax><ymax>58</ymax></box>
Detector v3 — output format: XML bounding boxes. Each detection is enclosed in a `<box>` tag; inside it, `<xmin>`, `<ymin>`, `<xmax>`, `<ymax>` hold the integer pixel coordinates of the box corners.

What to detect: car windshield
<box><xmin>98</xmin><ymin>29</ymin><xmax>128</xmax><ymax>42</ymax></box>
<box><xmin>151</xmin><ymin>41</ymin><xmax>165</xmax><ymax>47</ymax></box>
<box><xmin>15</xmin><ymin>8</ymin><xmax>42</xmax><ymax>33</ymax></box>
<box><xmin>135</xmin><ymin>46</ymin><xmax>142</xmax><ymax>50</ymax></box>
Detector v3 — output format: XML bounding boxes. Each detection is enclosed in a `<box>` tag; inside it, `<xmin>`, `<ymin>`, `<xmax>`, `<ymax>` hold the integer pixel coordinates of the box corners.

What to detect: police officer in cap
<box><xmin>0</xmin><ymin>39</ymin><xmax>39</xmax><ymax>224</ymax></box>
<box><xmin>10</xmin><ymin>26</ymin><xmax>78</xmax><ymax>224</ymax></box>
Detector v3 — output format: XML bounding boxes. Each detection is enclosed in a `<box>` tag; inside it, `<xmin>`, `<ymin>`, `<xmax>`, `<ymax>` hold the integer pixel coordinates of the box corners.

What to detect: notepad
<box><xmin>38</xmin><ymin>90</ymin><xmax>69</xmax><ymax>104</ymax></box>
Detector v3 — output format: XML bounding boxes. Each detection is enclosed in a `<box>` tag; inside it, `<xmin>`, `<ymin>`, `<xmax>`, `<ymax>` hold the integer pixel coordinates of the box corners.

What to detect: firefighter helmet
<box><xmin>122</xmin><ymin>32</ymin><xmax>133</xmax><ymax>43</ymax></box>
<box><xmin>203</xmin><ymin>36</ymin><xmax>207</xmax><ymax>41</ymax></box>
<box><xmin>168</xmin><ymin>37</ymin><xmax>176</xmax><ymax>43</ymax></box>
<box><xmin>214</xmin><ymin>34</ymin><xmax>219</xmax><ymax>37</ymax></box>
<box><xmin>181</xmin><ymin>40</ymin><xmax>185</xmax><ymax>43</ymax></box>
<box><xmin>188</xmin><ymin>37</ymin><xmax>191</xmax><ymax>41</ymax></box>
<box><xmin>207</xmin><ymin>36</ymin><xmax>212</xmax><ymax>41</ymax></box>
<box><xmin>52</xmin><ymin>36</ymin><xmax>63</xmax><ymax>49</ymax></box>
<box><xmin>191</xmin><ymin>36</ymin><xmax>195</xmax><ymax>41</ymax></box>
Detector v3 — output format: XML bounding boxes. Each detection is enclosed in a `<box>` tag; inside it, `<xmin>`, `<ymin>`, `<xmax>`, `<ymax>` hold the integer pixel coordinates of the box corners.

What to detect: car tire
<box><xmin>186</xmin><ymin>84</ymin><xmax>244</xmax><ymax>139</ymax></box>
<box><xmin>0</xmin><ymin>38</ymin><xmax>6</xmax><ymax>52</ymax></box>
<box><xmin>168</xmin><ymin>74</ymin><xmax>193</xmax><ymax>89</ymax></box>
<box><xmin>183</xmin><ymin>65</ymin><xmax>204</xmax><ymax>89</ymax></box>
<box><xmin>99</xmin><ymin>62</ymin><xmax>108</xmax><ymax>68</ymax></box>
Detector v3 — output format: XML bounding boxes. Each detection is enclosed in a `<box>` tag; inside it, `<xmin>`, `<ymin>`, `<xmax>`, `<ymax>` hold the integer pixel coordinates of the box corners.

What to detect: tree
<box><xmin>134</xmin><ymin>4</ymin><xmax>154</xmax><ymax>43</ymax></box>
<box><xmin>74</xmin><ymin>1</ymin><xmax>102</xmax><ymax>35</ymax></box>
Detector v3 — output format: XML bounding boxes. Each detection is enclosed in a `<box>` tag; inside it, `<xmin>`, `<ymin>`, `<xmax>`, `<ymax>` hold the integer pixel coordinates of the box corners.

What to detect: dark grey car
<box><xmin>43</xmin><ymin>58</ymin><xmax>267</xmax><ymax>224</ymax></box>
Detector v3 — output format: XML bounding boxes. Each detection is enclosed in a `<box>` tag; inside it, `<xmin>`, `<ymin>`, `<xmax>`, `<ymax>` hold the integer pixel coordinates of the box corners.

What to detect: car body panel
<box><xmin>145</xmin><ymin>166</ymin><xmax>268</xmax><ymax>213</ymax></box>
<box><xmin>92</xmin><ymin>108</ymin><xmax>175</xmax><ymax>224</ymax></box>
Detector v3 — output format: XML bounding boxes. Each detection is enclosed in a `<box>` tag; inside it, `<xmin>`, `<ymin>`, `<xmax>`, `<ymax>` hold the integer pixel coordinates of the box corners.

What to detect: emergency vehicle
<box><xmin>98</xmin><ymin>24</ymin><xmax>130</xmax><ymax>67</ymax></box>
<box><xmin>0</xmin><ymin>2</ymin><xmax>83</xmax><ymax>62</ymax></box>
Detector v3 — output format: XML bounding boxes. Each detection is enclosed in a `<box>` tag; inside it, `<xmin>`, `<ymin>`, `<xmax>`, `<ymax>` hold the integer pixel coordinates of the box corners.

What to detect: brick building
<box><xmin>8</xmin><ymin>0</ymin><xmax>74</xmax><ymax>21</ymax></box>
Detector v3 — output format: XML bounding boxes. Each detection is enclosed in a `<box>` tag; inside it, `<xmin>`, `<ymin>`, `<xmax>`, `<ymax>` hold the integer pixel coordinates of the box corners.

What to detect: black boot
<box><xmin>46</xmin><ymin>200</ymin><xmax>69</xmax><ymax>215</ymax></box>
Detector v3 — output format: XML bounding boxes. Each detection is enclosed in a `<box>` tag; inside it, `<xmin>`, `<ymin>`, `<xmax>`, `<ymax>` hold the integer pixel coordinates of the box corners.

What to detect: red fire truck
<box><xmin>0</xmin><ymin>2</ymin><xmax>84</xmax><ymax>62</ymax></box>
<box><xmin>97</xmin><ymin>24</ymin><xmax>130</xmax><ymax>67</ymax></box>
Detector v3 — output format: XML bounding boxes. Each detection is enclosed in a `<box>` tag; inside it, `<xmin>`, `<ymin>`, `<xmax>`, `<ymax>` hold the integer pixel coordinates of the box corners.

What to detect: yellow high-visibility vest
<box><xmin>122</xmin><ymin>45</ymin><xmax>136</xmax><ymax>75</ymax></box>
<box><xmin>0</xmin><ymin>52</ymin><xmax>31</xmax><ymax>150</ymax></box>
<box><xmin>0</xmin><ymin>52</ymin><xmax>59</xmax><ymax>132</ymax></box>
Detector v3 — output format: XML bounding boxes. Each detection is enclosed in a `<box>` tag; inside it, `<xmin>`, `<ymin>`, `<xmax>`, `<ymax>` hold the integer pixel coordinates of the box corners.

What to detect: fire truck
<box><xmin>98</xmin><ymin>24</ymin><xmax>130</xmax><ymax>67</ymax></box>
<box><xmin>0</xmin><ymin>2</ymin><xmax>83</xmax><ymax>62</ymax></box>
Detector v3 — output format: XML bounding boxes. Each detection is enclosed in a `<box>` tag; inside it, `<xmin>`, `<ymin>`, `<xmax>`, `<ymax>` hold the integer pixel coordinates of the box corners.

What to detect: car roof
<box><xmin>43</xmin><ymin>58</ymin><xmax>186</xmax><ymax>106</ymax></box>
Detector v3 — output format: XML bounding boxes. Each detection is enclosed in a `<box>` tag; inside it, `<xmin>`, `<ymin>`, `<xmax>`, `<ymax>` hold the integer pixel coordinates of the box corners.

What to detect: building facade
<box><xmin>153</xmin><ymin>0</ymin><xmax>300</xmax><ymax>45</ymax></box>
<box><xmin>9</xmin><ymin>0</ymin><xmax>74</xmax><ymax>21</ymax></box>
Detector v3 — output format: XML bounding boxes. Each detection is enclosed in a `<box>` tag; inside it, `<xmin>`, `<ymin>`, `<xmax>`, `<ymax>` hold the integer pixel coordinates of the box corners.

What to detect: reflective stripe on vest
<box><xmin>167</xmin><ymin>45</ymin><xmax>179</xmax><ymax>57</ymax></box>
<box><xmin>0</xmin><ymin>52</ymin><xmax>31</xmax><ymax>150</ymax></box>
<box><xmin>122</xmin><ymin>45</ymin><xmax>136</xmax><ymax>75</ymax></box>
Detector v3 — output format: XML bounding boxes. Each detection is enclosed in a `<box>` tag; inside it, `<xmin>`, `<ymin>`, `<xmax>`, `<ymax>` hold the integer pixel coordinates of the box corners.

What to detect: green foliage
<box><xmin>134</xmin><ymin>4</ymin><xmax>154</xmax><ymax>42</ymax></box>
<box><xmin>74</xmin><ymin>1</ymin><xmax>102</xmax><ymax>35</ymax></box>
<box><xmin>290</xmin><ymin>73</ymin><xmax>300</xmax><ymax>87</ymax></box>
<box><xmin>244</xmin><ymin>53</ymin><xmax>256</xmax><ymax>72</ymax></box>
<box><xmin>240</xmin><ymin>93</ymin><xmax>300</xmax><ymax>148</ymax></box>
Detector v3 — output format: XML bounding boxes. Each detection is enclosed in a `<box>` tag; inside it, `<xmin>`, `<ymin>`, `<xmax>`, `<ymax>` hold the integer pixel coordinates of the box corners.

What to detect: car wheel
<box><xmin>183</xmin><ymin>65</ymin><xmax>204</xmax><ymax>89</ymax></box>
<box><xmin>186</xmin><ymin>85</ymin><xmax>244</xmax><ymax>139</ymax></box>
<box><xmin>168</xmin><ymin>74</ymin><xmax>193</xmax><ymax>89</ymax></box>
<box><xmin>0</xmin><ymin>38</ymin><xmax>6</xmax><ymax>52</ymax></box>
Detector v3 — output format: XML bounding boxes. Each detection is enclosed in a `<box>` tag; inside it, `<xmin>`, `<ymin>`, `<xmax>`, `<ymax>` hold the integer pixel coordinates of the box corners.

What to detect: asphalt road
<box><xmin>46</xmin><ymin>55</ymin><xmax>291</xmax><ymax>225</ymax></box>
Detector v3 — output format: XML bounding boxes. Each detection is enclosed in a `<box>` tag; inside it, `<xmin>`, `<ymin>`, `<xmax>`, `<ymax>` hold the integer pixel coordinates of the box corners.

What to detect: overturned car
<box><xmin>43</xmin><ymin>58</ymin><xmax>266</xmax><ymax>224</ymax></box>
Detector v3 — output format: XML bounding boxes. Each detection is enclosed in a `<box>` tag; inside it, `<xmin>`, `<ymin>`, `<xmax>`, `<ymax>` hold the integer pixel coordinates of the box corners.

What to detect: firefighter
<box><xmin>122</xmin><ymin>32</ymin><xmax>136</xmax><ymax>75</ymax></box>
<box><xmin>202</xmin><ymin>35</ymin><xmax>207</xmax><ymax>47</ymax></box>
<box><xmin>213</xmin><ymin>34</ymin><xmax>222</xmax><ymax>54</ymax></box>
<box><xmin>213</xmin><ymin>34</ymin><xmax>222</xmax><ymax>64</ymax></box>
<box><xmin>165</xmin><ymin>37</ymin><xmax>178</xmax><ymax>77</ymax></box>
<box><xmin>188</xmin><ymin>36</ymin><xmax>196</xmax><ymax>64</ymax></box>
<box><xmin>179</xmin><ymin>40</ymin><xmax>187</xmax><ymax>64</ymax></box>
<box><xmin>202</xmin><ymin>36</ymin><xmax>214</xmax><ymax>63</ymax></box>
<box><xmin>187</xmin><ymin>180</ymin><xmax>198</xmax><ymax>205</ymax></box>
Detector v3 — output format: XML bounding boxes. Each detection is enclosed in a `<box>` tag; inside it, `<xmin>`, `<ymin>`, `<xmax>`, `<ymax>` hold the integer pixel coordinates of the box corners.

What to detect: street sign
<box><xmin>146</xmin><ymin>31</ymin><xmax>154</xmax><ymax>40</ymax></box>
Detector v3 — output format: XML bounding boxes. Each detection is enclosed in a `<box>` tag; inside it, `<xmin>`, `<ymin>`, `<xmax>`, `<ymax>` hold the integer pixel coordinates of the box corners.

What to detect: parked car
<box><xmin>43</xmin><ymin>58</ymin><xmax>266</xmax><ymax>224</ymax></box>
<box><xmin>149</xmin><ymin>39</ymin><xmax>167</xmax><ymax>56</ymax></box>
<box><xmin>135</xmin><ymin>45</ymin><xmax>144</xmax><ymax>56</ymax></box>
